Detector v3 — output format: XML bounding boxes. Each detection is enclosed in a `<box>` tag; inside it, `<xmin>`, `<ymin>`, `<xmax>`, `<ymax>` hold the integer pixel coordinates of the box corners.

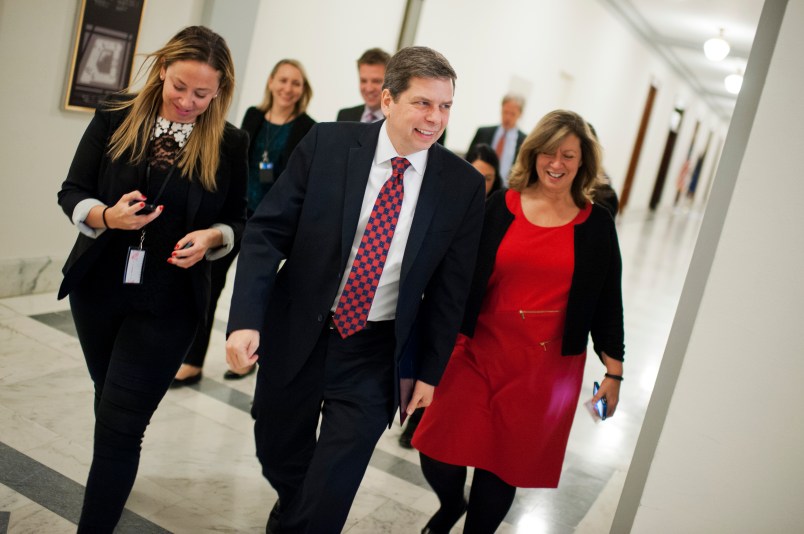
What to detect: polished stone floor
<box><xmin>0</xmin><ymin>205</ymin><xmax>702</xmax><ymax>533</ymax></box>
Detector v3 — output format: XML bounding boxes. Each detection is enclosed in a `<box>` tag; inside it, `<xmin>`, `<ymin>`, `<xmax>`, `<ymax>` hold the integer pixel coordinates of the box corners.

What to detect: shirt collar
<box><xmin>362</xmin><ymin>106</ymin><xmax>382</xmax><ymax>122</ymax></box>
<box><xmin>376</xmin><ymin>121</ymin><xmax>428</xmax><ymax>175</ymax></box>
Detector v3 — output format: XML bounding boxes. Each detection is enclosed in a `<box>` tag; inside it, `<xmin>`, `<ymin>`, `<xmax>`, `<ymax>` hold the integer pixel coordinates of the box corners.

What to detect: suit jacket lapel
<box><xmin>400</xmin><ymin>144</ymin><xmax>443</xmax><ymax>283</ymax></box>
<box><xmin>341</xmin><ymin>122</ymin><xmax>382</xmax><ymax>266</ymax></box>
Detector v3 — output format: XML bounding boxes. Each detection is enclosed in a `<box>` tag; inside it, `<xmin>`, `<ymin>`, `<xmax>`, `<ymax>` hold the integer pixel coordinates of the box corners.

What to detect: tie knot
<box><xmin>391</xmin><ymin>157</ymin><xmax>411</xmax><ymax>179</ymax></box>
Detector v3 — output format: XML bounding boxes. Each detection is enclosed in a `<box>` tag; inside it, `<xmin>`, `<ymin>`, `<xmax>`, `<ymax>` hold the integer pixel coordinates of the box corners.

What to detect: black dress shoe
<box><xmin>170</xmin><ymin>372</ymin><xmax>202</xmax><ymax>388</ymax></box>
<box><xmin>223</xmin><ymin>364</ymin><xmax>257</xmax><ymax>380</ymax></box>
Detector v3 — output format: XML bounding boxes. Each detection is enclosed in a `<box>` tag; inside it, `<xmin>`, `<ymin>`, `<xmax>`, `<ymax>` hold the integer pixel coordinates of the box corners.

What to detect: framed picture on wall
<box><xmin>64</xmin><ymin>0</ymin><xmax>147</xmax><ymax>111</ymax></box>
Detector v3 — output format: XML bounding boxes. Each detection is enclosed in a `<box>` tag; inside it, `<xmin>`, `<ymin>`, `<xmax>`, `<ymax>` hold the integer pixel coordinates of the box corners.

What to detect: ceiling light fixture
<box><xmin>704</xmin><ymin>28</ymin><xmax>730</xmax><ymax>61</ymax></box>
<box><xmin>725</xmin><ymin>71</ymin><xmax>743</xmax><ymax>95</ymax></box>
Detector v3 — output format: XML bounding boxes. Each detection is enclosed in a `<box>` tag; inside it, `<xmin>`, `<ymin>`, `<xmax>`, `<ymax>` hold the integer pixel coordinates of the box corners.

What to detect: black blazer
<box><xmin>461</xmin><ymin>190</ymin><xmax>625</xmax><ymax>360</ymax></box>
<box><xmin>336</xmin><ymin>104</ymin><xmax>364</xmax><ymax>122</ymax></box>
<box><xmin>57</xmin><ymin>99</ymin><xmax>248</xmax><ymax>321</ymax></box>
<box><xmin>467</xmin><ymin>125</ymin><xmax>526</xmax><ymax>160</ymax></box>
<box><xmin>240</xmin><ymin>106</ymin><xmax>315</xmax><ymax>175</ymax></box>
<box><xmin>228</xmin><ymin>120</ymin><xmax>485</xmax><ymax>405</ymax></box>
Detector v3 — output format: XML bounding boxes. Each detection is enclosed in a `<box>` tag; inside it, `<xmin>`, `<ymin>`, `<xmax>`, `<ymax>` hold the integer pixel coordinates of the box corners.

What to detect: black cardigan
<box><xmin>461</xmin><ymin>190</ymin><xmax>625</xmax><ymax>360</ymax></box>
<box><xmin>240</xmin><ymin>106</ymin><xmax>316</xmax><ymax>175</ymax></box>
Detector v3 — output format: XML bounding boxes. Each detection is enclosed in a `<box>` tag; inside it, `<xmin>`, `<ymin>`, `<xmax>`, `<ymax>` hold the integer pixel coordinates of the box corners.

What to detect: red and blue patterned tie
<box><xmin>333</xmin><ymin>157</ymin><xmax>411</xmax><ymax>338</ymax></box>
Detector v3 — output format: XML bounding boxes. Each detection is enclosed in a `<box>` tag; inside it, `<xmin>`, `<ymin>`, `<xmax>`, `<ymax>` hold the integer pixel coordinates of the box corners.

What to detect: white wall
<box><xmin>415</xmin><ymin>0</ymin><xmax>729</xmax><ymax>213</ymax></box>
<box><xmin>234</xmin><ymin>0</ymin><xmax>406</xmax><ymax>126</ymax></box>
<box><xmin>0</xmin><ymin>0</ymin><xmax>731</xmax><ymax>295</ymax></box>
<box><xmin>614</xmin><ymin>1</ymin><xmax>804</xmax><ymax>531</ymax></box>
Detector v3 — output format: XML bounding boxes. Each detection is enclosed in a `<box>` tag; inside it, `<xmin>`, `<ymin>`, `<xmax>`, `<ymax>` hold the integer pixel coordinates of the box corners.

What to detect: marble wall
<box><xmin>0</xmin><ymin>258</ymin><xmax>64</xmax><ymax>299</ymax></box>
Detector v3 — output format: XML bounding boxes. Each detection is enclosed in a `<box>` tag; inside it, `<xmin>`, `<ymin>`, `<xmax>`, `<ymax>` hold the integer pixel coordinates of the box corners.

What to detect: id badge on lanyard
<box><xmin>259</xmin><ymin>150</ymin><xmax>275</xmax><ymax>185</ymax></box>
<box><xmin>124</xmin><ymin>230</ymin><xmax>147</xmax><ymax>284</ymax></box>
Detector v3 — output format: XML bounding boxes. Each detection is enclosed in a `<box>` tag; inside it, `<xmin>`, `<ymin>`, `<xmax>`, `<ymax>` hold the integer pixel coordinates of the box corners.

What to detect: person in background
<box><xmin>173</xmin><ymin>59</ymin><xmax>315</xmax><ymax>385</ymax></box>
<box><xmin>56</xmin><ymin>26</ymin><xmax>247</xmax><ymax>532</ymax></box>
<box><xmin>467</xmin><ymin>143</ymin><xmax>503</xmax><ymax>198</ymax></box>
<box><xmin>587</xmin><ymin>122</ymin><xmax>619</xmax><ymax>218</ymax></box>
<box><xmin>226</xmin><ymin>46</ymin><xmax>484</xmax><ymax>533</ymax></box>
<box><xmin>413</xmin><ymin>110</ymin><xmax>625</xmax><ymax>534</ymax></box>
<box><xmin>466</xmin><ymin>94</ymin><xmax>527</xmax><ymax>185</ymax></box>
<box><xmin>398</xmin><ymin>141</ymin><xmax>502</xmax><ymax>449</ymax></box>
<box><xmin>337</xmin><ymin>47</ymin><xmax>447</xmax><ymax>146</ymax></box>
<box><xmin>336</xmin><ymin>47</ymin><xmax>391</xmax><ymax>123</ymax></box>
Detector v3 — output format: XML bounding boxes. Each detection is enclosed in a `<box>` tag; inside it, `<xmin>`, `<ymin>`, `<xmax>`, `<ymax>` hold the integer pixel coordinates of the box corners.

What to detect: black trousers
<box><xmin>183</xmin><ymin>238</ymin><xmax>240</xmax><ymax>367</ymax></box>
<box><xmin>253</xmin><ymin>319</ymin><xmax>396</xmax><ymax>533</ymax></box>
<box><xmin>70</xmin><ymin>286</ymin><xmax>197</xmax><ymax>533</ymax></box>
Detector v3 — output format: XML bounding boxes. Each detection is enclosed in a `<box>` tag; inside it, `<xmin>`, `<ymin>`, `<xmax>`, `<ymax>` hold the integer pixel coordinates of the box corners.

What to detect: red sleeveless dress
<box><xmin>413</xmin><ymin>190</ymin><xmax>591</xmax><ymax>488</ymax></box>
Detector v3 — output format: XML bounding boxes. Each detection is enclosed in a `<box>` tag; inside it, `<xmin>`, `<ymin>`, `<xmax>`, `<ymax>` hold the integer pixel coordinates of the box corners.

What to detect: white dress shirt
<box><xmin>331</xmin><ymin>122</ymin><xmax>428</xmax><ymax>321</ymax></box>
<box><xmin>491</xmin><ymin>126</ymin><xmax>519</xmax><ymax>184</ymax></box>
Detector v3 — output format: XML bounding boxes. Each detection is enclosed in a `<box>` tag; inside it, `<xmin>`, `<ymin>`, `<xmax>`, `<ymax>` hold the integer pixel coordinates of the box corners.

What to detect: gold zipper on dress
<box><xmin>538</xmin><ymin>337</ymin><xmax>561</xmax><ymax>351</ymax></box>
<box><xmin>518</xmin><ymin>309</ymin><xmax>561</xmax><ymax>319</ymax></box>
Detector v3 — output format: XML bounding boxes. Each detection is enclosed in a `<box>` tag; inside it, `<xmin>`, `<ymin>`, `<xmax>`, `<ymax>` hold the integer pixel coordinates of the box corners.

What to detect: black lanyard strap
<box><xmin>145</xmin><ymin>160</ymin><xmax>180</xmax><ymax>207</ymax></box>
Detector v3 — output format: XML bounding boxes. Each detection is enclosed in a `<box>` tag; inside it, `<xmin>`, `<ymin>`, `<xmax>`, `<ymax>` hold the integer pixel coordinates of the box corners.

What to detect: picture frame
<box><xmin>64</xmin><ymin>0</ymin><xmax>147</xmax><ymax>112</ymax></box>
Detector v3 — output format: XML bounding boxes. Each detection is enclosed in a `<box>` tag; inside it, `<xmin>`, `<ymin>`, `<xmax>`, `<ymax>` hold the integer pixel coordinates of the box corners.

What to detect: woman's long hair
<box><xmin>257</xmin><ymin>59</ymin><xmax>313</xmax><ymax>117</ymax></box>
<box><xmin>508</xmin><ymin>110</ymin><xmax>601</xmax><ymax>208</ymax></box>
<box><xmin>106</xmin><ymin>26</ymin><xmax>235</xmax><ymax>191</ymax></box>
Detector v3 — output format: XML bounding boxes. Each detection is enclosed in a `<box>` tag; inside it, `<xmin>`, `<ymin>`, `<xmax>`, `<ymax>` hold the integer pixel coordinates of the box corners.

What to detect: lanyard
<box><xmin>145</xmin><ymin>160</ymin><xmax>180</xmax><ymax>207</ymax></box>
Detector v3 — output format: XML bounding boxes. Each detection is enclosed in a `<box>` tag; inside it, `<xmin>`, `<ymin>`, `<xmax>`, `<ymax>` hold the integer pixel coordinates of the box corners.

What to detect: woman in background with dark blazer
<box><xmin>173</xmin><ymin>58</ymin><xmax>315</xmax><ymax>384</ymax></box>
<box><xmin>57</xmin><ymin>26</ymin><xmax>247</xmax><ymax>532</ymax></box>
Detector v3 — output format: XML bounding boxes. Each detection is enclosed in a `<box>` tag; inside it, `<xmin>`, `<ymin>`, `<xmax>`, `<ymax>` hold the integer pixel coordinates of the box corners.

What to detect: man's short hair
<box><xmin>502</xmin><ymin>93</ymin><xmax>526</xmax><ymax>112</ymax></box>
<box><xmin>357</xmin><ymin>48</ymin><xmax>391</xmax><ymax>68</ymax></box>
<box><xmin>382</xmin><ymin>46</ymin><xmax>456</xmax><ymax>100</ymax></box>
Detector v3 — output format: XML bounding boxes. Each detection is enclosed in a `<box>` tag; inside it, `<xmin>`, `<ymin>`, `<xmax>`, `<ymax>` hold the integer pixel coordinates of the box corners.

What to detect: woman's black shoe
<box><xmin>169</xmin><ymin>372</ymin><xmax>202</xmax><ymax>388</ymax></box>
<box><xmin>223</xmin><ymin>364</ymin><xmax>257</xmax><ymax>380</ymax></box>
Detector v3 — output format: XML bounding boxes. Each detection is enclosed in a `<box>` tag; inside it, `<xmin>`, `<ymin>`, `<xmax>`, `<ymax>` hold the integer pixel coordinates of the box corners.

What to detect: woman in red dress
<box><xmin>412</xmin><ymin>110</ymin><xmax>625</xmax><ymax>534</ymax></box>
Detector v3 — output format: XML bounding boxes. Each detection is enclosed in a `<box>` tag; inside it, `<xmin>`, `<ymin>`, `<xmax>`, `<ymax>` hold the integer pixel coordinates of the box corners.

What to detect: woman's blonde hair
<box><xmin>508</xmin><ymin>110</ymin><xmax>602</xmax><ymax>207</ymax></box>
<box><xmin>106</xmin><ymin>26</ymin><xmax>235</xmax><ymax>191</ymax></box>
<box><xmin>257</xmin><ymin>59</ymin><xmax>313</xmax><ymax>117</ymax></box>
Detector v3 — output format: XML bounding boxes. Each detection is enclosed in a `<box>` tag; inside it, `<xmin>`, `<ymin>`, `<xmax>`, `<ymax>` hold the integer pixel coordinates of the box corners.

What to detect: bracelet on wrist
<box><xmin>101</xmin><ymin>206</ymin><xmax>110</xmax><ymax>229</ymax></box>
<box><xmin>605</xmin><ymin>373</ymin><xmax>623</xmax><ymax>381</ymax></box>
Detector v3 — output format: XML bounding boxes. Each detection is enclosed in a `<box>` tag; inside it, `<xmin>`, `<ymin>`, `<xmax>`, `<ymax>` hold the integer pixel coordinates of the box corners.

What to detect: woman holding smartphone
<box><xmin>412</xmin><ymin>110</ymin><xmax>625</xmax><ymax>534</ymax></box>
<box><xmin>57</xmin><ymin>26</ymin><xmax>247</xmax><ymax>532</ymax></box>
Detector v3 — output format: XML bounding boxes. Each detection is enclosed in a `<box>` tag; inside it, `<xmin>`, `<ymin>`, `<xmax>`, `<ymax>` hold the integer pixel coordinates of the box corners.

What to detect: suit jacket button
<box><xmin>317</xmin><ymin>314</ymin><xmax>323</xmax><ymax>322</ymax></box>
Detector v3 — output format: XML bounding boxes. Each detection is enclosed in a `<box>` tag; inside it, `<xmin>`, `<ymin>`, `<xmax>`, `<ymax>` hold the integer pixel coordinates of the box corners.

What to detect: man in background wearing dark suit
<box><xmin>467</xmin><ymin>93</ymin><xmax>527</xmax><ymax>185</ymax></box>
<box><xmin>338</xmin><ymin>48</ymin><xmax>447</xmax><ymax>146</ymax></box>
<box><xmin>227</xmin><ymin>46</ymin><xmax>485</xmax><ymax>533</ymax></box>
<box><xmin>336</xmin><ymin>47</ymin><xmax>391</xmax><ymax>123</ymax></box>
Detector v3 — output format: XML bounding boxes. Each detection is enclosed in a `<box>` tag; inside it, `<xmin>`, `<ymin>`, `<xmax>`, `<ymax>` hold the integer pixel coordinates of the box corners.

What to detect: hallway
<box><xmin>0</xmin><ymin>205</ymin><xmax>702</xmax><ymax>533</ymax></box>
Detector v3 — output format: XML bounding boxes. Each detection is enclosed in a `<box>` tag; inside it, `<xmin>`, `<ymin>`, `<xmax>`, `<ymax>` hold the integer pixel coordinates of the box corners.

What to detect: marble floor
<box><xmin>0</xmin><ymin>205</ymin><xmax>702</xmax><ymax>533</ymax></box>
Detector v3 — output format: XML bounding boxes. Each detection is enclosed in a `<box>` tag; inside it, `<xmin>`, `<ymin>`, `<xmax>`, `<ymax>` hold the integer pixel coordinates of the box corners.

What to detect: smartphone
<box><xmin>128</xmin><ymin>199</ymin><xmax>157</xmax><ymax>215</ymax></box>
<box><xmin>593</xmin><ymin>381</ymin><xmax>607</xmax><ymax>421</ymax></box>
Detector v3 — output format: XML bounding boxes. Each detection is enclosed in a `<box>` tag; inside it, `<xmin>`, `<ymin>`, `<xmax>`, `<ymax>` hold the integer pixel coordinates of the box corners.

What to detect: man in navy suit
<box><xmin>466</xmin><ymin>93</ymin><xmax>527</xmax><ymax>185</ymax></box>
<box><xmin>336</xmin><ymin>48</ymin><xmax>390</xmax><ymax>123</ymax></box>
<box><xmin>226</xmin><ymin>46</ymin><xmax>485</xmax><ymax>533</ymax></box>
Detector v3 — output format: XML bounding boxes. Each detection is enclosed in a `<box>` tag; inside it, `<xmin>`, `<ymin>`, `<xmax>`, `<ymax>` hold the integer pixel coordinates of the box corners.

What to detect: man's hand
<box><xmin>405</xmin><ymin>380</ymin><xmax>435</xmax><ymax>416</ymax></box>
<box><xmin>226</xmin><ymin>329</ymin><xmax>260</xmax><ymax>371</ymax></box>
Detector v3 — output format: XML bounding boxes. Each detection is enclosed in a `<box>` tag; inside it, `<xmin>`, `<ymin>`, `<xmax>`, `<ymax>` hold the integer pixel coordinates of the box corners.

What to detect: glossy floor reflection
<box><xmin>0</xmin><ymin>205</ymin><xmax>701</xmax><ymax>533</ymax></box>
